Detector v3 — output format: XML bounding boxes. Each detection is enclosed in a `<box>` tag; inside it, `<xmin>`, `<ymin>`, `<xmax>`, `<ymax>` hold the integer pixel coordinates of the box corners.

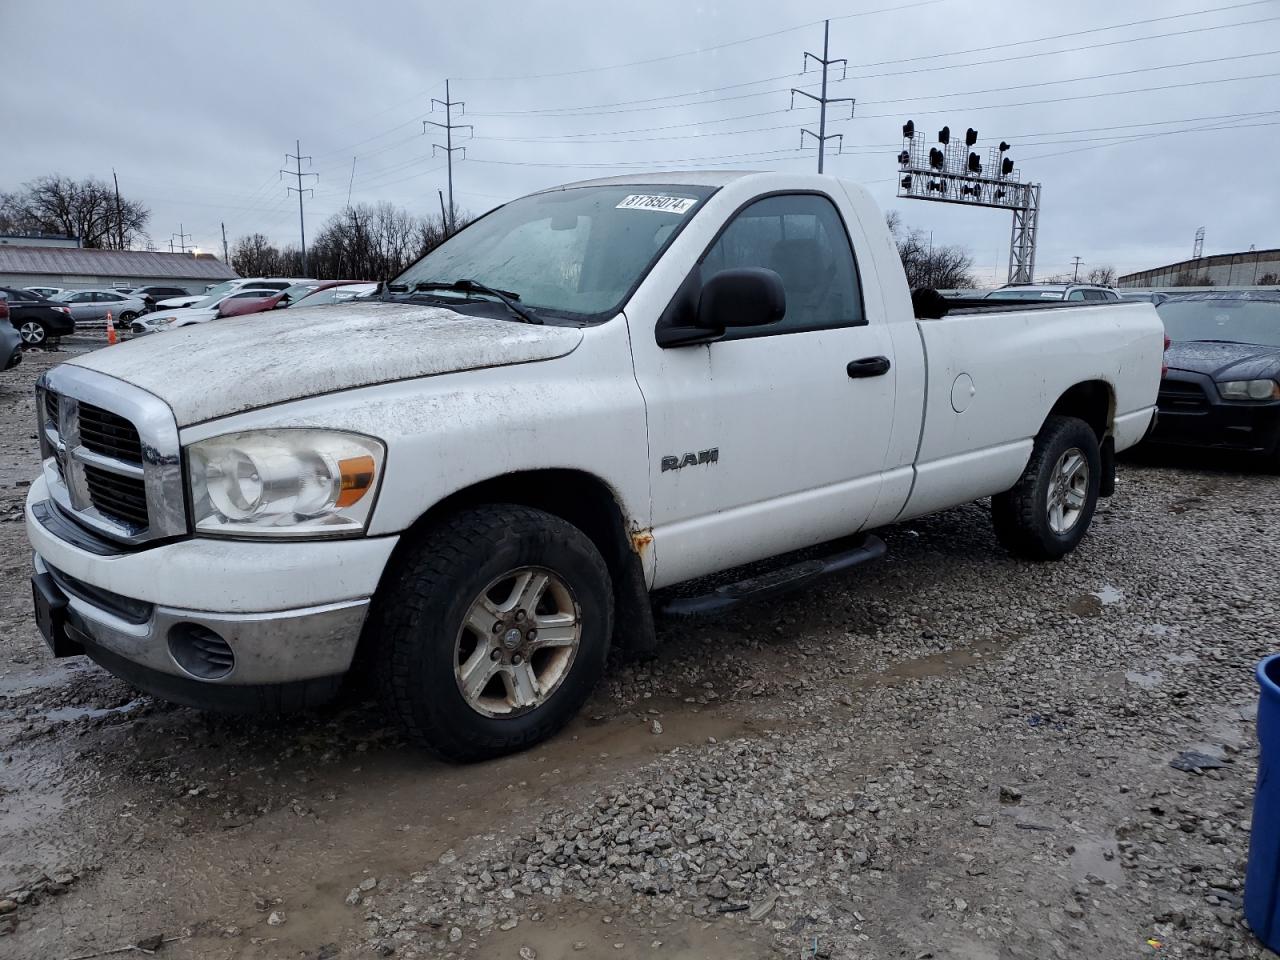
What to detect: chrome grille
<box><xmin>78</xmin><ymin>402</ymin><xmax>144</xmax><ymax>464</ymax></box>
<box><xmin>83</xmin><ymin>463</ymin><xmax>150</xmax><ymax>528</ymax></box>
<box><xmin>36</xmin><ymin>366</ymin><xmax>186</xmax><ymax>545</ymax></box>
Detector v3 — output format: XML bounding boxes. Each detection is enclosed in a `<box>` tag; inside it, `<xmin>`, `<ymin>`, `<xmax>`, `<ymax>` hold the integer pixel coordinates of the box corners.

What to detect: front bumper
<box><xmin>1151</xmin><ymin>371</ymin><xmax>1280</xmax><ymax>455</ymax></box>
<box><xmin>25</xmin><ymin>476</ymin><xmax>398</xmax><ymax>690</ymax></box>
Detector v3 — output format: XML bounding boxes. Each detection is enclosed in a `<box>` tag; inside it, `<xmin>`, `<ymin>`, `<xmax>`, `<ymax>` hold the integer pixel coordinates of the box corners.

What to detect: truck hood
<box><xmin>1166</xmin><ymin>339</ymin><xmax>1280</xmax><ymax>381</ymax></box>
<box><xmin>68</xmin><ymin>301</ymin><xmax>583</xmax><ymax>426</ymax></box>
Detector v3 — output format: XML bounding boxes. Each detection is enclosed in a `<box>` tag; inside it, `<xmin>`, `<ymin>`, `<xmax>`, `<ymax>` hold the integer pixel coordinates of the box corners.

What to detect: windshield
<box><xmin>985</xmin><ymin>288</ymin><xmax>1064</xmax><ymax>300</ymax></box>
<box><xmin>200</xmin><ymin>280</ymin><xmax>241</xmax><ymax>299</ymax></box>
<box><xmin>1158</xmin><ymin>298</ymin><xmax>1280</xmax><ymax>347</ymax></box>
<box><xmin>278</xmin><ymin>282</ymin><xmax>322</xmax><ymax>303</ymax></box>
<box><xmin>393</xmin><ymin>183</ymin><xmax>716</xmax><ymax>320</ymax></box>
<box><xmin>295</xmin><ymin>283</ymin><xmax>378</xmax><ymax>307</ymax></box>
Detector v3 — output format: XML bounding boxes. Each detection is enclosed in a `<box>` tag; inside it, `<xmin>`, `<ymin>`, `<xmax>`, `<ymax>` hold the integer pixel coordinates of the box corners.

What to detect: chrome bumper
<box><xmin>34</xmin><ymin>553</ymin><xmax>369</xmax><ymax>686</ymax></box>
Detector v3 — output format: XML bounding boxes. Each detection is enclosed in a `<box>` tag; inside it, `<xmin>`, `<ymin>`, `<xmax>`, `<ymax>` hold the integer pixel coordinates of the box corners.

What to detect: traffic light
<box><xmin>902</xmin><ymin>120</ymin><xmax>915</xmax><ymax>139</ymax></box>
<box><xmin>898</xmin><ymin>150</ymin><xmax>911</xmax><ymax>166</ymax></box>
<box><xmin>999</xmin><ymin>141</ymin><xmax>1010</xmax><ymax>153</ymax></box>
<box><xmin>965</xmin><ymin>127</ymin><xmax>978</xmax><ymax>147</ymax></box>
<box><xmin>929</xmin><ymin>147</ymin><xmax>945</xmax><ymax>169</ymax></box>
<box><xmin>1001</xmin><ymin>157</ymin><xmax>1014</xmax><ymax>176</ymax></box>
<box><xmin>900</xmin><ymin>175</ymin><xmax>912</xmax><ymax>189</ymax></box>
<box><xmin>938</xmin><ymin>126</ymin><xmax>950</xmax><ymax>145</ymax></box>
<box><xmin>967</xmin><ymin>152</ymin><xmax>982</xmax><ymax>174</ymax></box>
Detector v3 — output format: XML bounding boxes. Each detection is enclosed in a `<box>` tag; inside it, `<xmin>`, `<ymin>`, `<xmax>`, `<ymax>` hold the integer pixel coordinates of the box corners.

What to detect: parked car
<box><xmin>24</xmin><ymin>286</ymin><xmax>66</xmax><ymax>300</ymax></box>
<box><xmin>25</xmin><ymin>172</ymin><xmax>1163</xmax><ymax>762</ymax></box>
<box><xmin>1121</xmin><ymin>291</ymin><xmax>1171</xmax><ymax>305</ymax></box>
<box><xmin>218</xmin><ymin>281</ymin><xmax>379</xmax><ymax>319</ymax></box>
<box><xmin>984</xmin><ymin>283</ymin><xmax>1121</xmax><ymax>302</ymax></box>
<box><xmin>54</xmin><ymin>288</ymin><xmax>146</xmax><ymax>327</ymax></box>
<box><xmin>156</xmin><ymin>278</ymin><xmax>313</xmax><ymax>311</ymax></box>
<box><xmin>0</xmin><ymin>286</ymin><xmax>75</xmax><ymax>346</ymax></box>
<box><xmin>0</xmin><ymin>297</ymin><xmax>21</xmax><ymax>371</ymax></box>
<box><xmin>130</xmin><ymin>286</ymin><xmax>191</xmax><ymax>311</ymax></box>
<box><xmin>1148</xmin><ymin>291</ymin><xmax>1280</xmax><ymax>462</ymax></box>
<box><xmin>129</xmin><ymin>287</ymin><xmax>283</xmax><ymax>334</ymax></box>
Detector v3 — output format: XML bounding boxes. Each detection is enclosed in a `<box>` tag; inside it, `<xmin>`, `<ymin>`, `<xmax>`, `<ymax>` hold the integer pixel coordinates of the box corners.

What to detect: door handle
<box><xmin>847</xmin><ymin>355</ymin><xmax>891</xmax><ymax>378</ymax></box>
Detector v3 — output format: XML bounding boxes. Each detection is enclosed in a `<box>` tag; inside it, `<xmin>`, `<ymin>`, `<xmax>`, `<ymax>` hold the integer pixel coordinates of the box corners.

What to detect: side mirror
<box><xmin>696</xmin><ymin>268</ymin><xmax>785</xmax><ymax>331</ymax></box>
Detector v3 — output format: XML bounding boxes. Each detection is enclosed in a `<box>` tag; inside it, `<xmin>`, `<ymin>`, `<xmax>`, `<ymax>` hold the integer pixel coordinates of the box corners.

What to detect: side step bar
<box><xmin>660</xmin><ymin>534</ymin><xmax>887</xmax><ymax>616</ymax></box>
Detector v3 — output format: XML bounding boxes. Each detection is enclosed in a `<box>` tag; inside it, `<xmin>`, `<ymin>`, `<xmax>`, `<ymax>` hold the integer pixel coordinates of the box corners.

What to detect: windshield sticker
<box><xmin>616</xmin><ymin>194</ymin><xmax>698</xmax><ymax>215</ymax></box>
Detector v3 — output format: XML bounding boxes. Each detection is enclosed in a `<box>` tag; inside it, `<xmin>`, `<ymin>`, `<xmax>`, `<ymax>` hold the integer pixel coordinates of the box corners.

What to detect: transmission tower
<box><xmin>281</xmin><ymin>140</ymin><xmax>318</xmax><ymax>275</ymax></box>
<box><xmin>169</xmin><ymin>224</ymin><xmax>192</xmax><ymax>253</ymax></box>
<box><xmin>425</xmin><ymin>80</ymin><xmax>472</xmax><ymax>234</ymax></box>
<box><xmin>791</xmin><ymin>20</ymin><xmax>855</xmax><ymax>173</ymax></box>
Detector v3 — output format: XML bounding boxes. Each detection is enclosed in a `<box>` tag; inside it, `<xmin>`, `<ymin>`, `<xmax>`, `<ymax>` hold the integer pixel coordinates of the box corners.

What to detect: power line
<box><xmin>792</xmin><ymin>20</ymin><xmax>855</xmax><ymax>173</ymax></box>
<box><xmin>453</xmin><ymin>0</ymin><xmax>942</xmax><ymax>84</ymax></box>
<box><xmin>459</xmin><ymin>5</ymin><xmax>1275</xmax><ymax>121</ymax></box>
<box><xmin>852</xmin><ymin>0</ymin><xmax>1273</xmax><ymax>69</ymax></box>
<box><xmin>474</xmin><ymin>50</ymin><xmax>1277</xmax><ymax>145</ymax></box>
<box><xmin>281</xmin><ymin>140</ymin><xmax>318</xmax><ymax>275</ymax></box>
<box><xmin>425</xmin><ymin>79</ymin><xmax>472</xmax><ymax>233</ymax></box>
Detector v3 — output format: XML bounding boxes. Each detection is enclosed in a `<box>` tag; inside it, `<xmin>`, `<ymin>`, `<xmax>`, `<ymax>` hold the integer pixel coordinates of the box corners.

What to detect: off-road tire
<box><xmin>372</xmin><ymin>504</ymin><xmax>613</xmax><ymax>762</ymax></box>
<box><xmin>992</xmin><ymin>415</ymin><xmax>1102</xmax><ymax>561</ymax></box>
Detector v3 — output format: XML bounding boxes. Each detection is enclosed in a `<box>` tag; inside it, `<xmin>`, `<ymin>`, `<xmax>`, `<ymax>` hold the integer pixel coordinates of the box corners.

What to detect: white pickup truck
<box><xmin>25</xmin><ymin>172</ymin><xmax>1163</xmax><ymax>761</ymax></box>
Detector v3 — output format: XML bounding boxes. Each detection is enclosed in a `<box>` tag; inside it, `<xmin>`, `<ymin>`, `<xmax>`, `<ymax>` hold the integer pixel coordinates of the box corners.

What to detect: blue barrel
<box><xmin>1246</xmin><ymin>654</ymin><xmax>1280</xmax><ymax>951</ymax></box>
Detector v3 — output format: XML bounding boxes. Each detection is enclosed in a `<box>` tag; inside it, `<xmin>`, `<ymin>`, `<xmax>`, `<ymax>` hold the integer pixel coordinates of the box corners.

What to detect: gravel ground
<box><xmin>0</xmin><ymin>341</ymin><xmax>1277</xmax><ymax>960</ymax></box>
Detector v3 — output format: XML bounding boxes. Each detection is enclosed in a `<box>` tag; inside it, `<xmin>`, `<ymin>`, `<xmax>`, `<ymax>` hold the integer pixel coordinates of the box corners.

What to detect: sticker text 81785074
<box><xmin>615</xmin><ymin>194</ymin><xmax>697</xmax><ymax>215</ymax></box>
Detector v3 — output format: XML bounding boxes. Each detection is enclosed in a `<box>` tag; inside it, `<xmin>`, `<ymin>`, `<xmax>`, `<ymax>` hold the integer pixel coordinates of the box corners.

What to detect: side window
<box><xmin>1066</xmin><ymin>289</ymin><xmax>1086</xmax><ymax>301</ymax></box>
<box><xmin>1104</xmin><ymin>290</ymin><xmax>1119</xmax><ymax>301</ymax></box>
<box><xmin>1082</xmin><ymin>289</ymin><xmax>1105</xmax><ymax>302</ymax></box>
<box><xmin>701</xmin><ymin>193</ymin><xmax>864</xmax><ymax>335</ymax></box>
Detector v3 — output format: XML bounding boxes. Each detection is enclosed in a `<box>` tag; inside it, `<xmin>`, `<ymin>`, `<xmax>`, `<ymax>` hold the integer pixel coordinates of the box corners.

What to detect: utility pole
<box><xmin>1072</xmin><ymin>256</ymin><xmax>1083</xmax><ymax>282</ymax></box>
<box><xmin>425</xmin><ymin>80</ymin><xmax>472</xmax><ymax>234</ymax></box>
<box><xmin>112</xmin><ymin>169</ymin><xmax>124</xmax><ymax>250</ymax></box>
<box><xmin>281</xmin><ymin>139</ymin><xmax>318</xmax><ymax>275</ymax></box>
<box><xmin>347</xmin><ymin>156</ymin><xmax>357</xmax><ymax>209</ymax></box>
<box><xmin>220</xmin><ymin>222</ymin><xmax>229</xmax><ymax>264</ymax></box>
<box><xmin>170</xmin><ymin>224</ymin><xmax>192</xmax><ymax>254</ymax></box>
<box><xmin>438</xmin><ymin>190</ymin><xmax>448</xmax><ymax>231</ymax></box>
<box><xmin>791</xmin><ymin>20</ymin><xmax>855</xmax><ymax>173</ymax></box>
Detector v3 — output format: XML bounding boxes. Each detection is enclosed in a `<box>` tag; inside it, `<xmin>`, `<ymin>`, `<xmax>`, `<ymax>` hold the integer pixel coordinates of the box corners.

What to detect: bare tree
<box><xmin>1086</xmin><ymin>265</ymin><xmax>1116</xmax><ymax>286</ymax></box>
<box><xmin>230</xmin><ymin>233</ymin><xmax>283</xmax><ymax>277</ymax></box>
<box><xmin>1258</xmin><ymin>272</ymin><xmax>1278</xmax><ymax>286</ymax></box>
<box><xmin>885</xmin><ymin>213</ymin><xmax>977</xmax><ymax>290</ymax></box>
<box><xmin>3</xmin><ymin>174</ymin><xmax>149</xmax><ymax>248</ymax></box>
<box><xmin>230</xmin><ymin>203</ymin><xmax>467</xmax><ymax>281</ymax></box>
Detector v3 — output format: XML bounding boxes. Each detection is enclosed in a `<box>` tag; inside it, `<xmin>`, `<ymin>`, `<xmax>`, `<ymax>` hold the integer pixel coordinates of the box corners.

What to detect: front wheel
<box><xmin>18</xmin><ymin>321</ymin><xmax>48</xmax><ymax>346</ymax></box>
<box><xmin>992</xmin><ymin>415</ymin><xmax>1102</xmax><ymax>561</ymax></box>
<box><xmin>119</xmin><ymin>311</ymin><xmax>138</xmax><ymax>323</ymax></box>
<box><xmin>372</xmin><ymin>505</ymin><xmax>613</xmax><ymax>762</ymax></box>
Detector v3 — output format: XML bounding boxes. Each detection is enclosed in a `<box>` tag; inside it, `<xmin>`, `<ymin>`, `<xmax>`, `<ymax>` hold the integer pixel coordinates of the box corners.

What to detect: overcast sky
<box><xmin>3</xmin><ymin>0</ymin><xmax>1277</xmax><ymax>284</ymax></box>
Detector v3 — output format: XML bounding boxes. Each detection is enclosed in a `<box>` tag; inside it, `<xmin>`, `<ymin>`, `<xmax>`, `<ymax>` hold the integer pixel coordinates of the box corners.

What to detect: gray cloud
<box><xmin>3</xmin><ymin>0</ymin><xmax>1276</xmax><ymax>282</ymax></box>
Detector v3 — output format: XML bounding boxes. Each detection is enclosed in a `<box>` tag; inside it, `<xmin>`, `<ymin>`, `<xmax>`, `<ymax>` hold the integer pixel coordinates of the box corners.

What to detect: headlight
<box><xmin>1217</xmin><ymin>379</ymin><xmax>1280</xmax><ymax>401</ymax></box>
<box><xmin>188</xmin><ymin>429</ymin><xmax>384</xmax><ymax>538</ymax></box>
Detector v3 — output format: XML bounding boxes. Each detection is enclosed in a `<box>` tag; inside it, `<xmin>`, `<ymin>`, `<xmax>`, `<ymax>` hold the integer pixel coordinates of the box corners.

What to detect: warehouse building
<box><xmin>1119</xmin><ymin>248</ymin><xmax>1280</xmax><ymax>288</ymax></box>
<box><xmin>0</xmin><ymin>246</ymin><xmax>236</xmax><ymax>293</ymax></box>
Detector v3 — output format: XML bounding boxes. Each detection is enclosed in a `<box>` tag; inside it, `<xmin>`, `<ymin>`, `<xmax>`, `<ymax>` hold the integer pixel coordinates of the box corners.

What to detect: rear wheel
<box><xmin>992</xmin><ymin>416</ymin><xmax>1102</xmax><ymax>560</ymax></box>
<box><xmin>18</xmin><ymin>321</ymin><xmax>47</xmax><ymax>346</ymax></box>
<box><xmin>119</xmin><ymin>311</ymin><xmax>138</xmax><ymax>323</ymax></box>
<box><xmin>372</xmin><ymin>505</ymin><xmax>613</xmax><ymax>762</ymax></box>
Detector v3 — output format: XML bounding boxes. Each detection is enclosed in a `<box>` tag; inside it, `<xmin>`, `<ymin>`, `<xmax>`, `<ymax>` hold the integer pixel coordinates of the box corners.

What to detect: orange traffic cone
<box><xmin>106</xmin><ymin>310</ymin><xmax>117</xmax><ymax>346</ymax></box>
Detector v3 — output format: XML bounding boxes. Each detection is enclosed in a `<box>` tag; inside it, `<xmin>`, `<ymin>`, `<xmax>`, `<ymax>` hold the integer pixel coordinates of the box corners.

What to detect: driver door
<box><xmin>631</xmin><ymin>191</ymin><xmax>898</xmax><ymax>588</ymax></box>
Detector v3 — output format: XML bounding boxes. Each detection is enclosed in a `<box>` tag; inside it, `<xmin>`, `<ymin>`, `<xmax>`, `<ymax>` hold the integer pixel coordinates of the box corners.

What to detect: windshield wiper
<box><xmin>412</xmin><ymin>279</ymin><xmax>541</xmax><ymax>325</ymax></box>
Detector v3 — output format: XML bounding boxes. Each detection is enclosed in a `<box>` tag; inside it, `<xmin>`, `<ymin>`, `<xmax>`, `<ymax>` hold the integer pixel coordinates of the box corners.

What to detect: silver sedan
<box><xmin>55</xmin><ymin>289</ymin><xmax>147</xmax><ymax>327</ymax></box>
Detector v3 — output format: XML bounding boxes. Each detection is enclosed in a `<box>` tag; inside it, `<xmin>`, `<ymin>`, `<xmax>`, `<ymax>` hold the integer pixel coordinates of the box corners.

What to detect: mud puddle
<box><xmin>477</xmin><ymin>905</ymin><xmax>772</xmax><ymax>960</ymax></box>
<box><xmin>868</xmin><ymin>636</ymin><xmax>1014</xmax><ymax>687</ymax></box>
<box><xmin>0</xmin><ymin>692</ymin><xmax>761</xmax><ymax>957</ymax></box>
